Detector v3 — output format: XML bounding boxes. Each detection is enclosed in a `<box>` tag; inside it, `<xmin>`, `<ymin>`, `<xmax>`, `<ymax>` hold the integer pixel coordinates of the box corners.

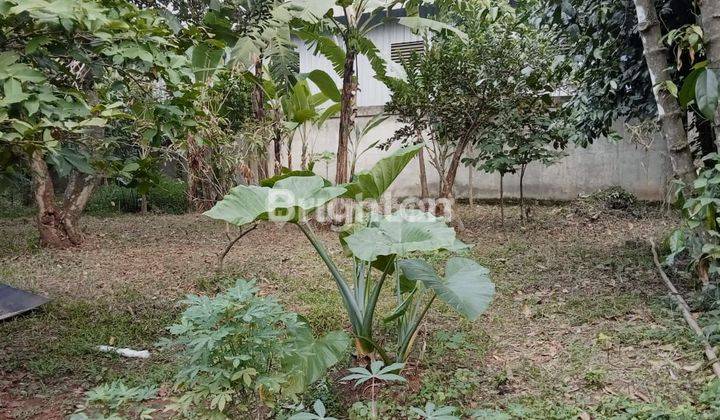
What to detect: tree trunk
<box><xmin>336</xmin><ymin>50</ymin><xmax>358</xmax><ymax>185</ymax></box>
<box><xmin>30</xmin><ymin>151</ymin><xmax>97</xmax><ymax>248</ymax></box>
<box><xmin>187</xmin><ymin>134</ymin><xmax>216</xmax><ymax>212</ymax></box>
<box><xmin>699</xmin><ymin>0</ymin><xmax>720</xmax><ymax>141</ymax></box>
<box><xmin>140</xmin><ymin>194</ymin><xmax>148</xmax><ymax>214</ymax></box>
<box><xmin>252</xmin><ymin>54</ymin><xmax>268</xmax><ymax>180</ymax></box>
<box><xmin>418</xmin><ymin>146</ymin><xmax>429</xmax><ymax>199</ymax></box>
<box><xmin>633</xmin><ymin>0</ymin><xmax>696</xmax><ymax>184</ymax></box>
<box><xmin>519</xmin><ymin>163</ymin><xmax>526</xmax><ymax>225</ymax></box>
<box><xmin>499</xmin><ymin>173</ymin><xmax>505</xmax><ymax>227</ymax></box>
<box><xmin>468</xmin><ymin>164</ymin><xmax>474</xmax><ymax>206</ymax></box>
<box><xmin>273</xmin><ymin>127</ymin><xmax>283</xmax><ymax>174</ymax></box>
<box><xmin>439</xmin><ymin>135</ymin><xmax>472</xmax><ymax>199</ymax></box>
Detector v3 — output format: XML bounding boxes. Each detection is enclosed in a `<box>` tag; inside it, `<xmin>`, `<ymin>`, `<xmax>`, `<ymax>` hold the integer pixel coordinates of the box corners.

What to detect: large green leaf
<box><xmin>204</xmin><ymin>176</ymin><xmax>346</xmax><ymax>226</ymax></box>
<box><xmin>398</xmin><ymin>257</ymin><xmax>494</xmax><ymax>320</ymax></box>
<box><xmin>342</xmin><ymin>143</ymin><xmax>422</xmax><ymax>200</ymax></box>
<box><xmin>307</xmin><ymin>69</ymin><xmax>341</xmax><ymax>102</ymax></box>
<box><xmin>695</xmin><ymin>68</ymin><xmax>719</xmax><ymax>120</ymax></box>
<box><xmin>343</xmin><ymin>209</ymin><xmax>468</xmax><ymax>262</ymax></box>
<box><xmin>191</xmin><ymin>42</ymin><xmax>224</xmax><ymax>82</ymax></box>
<box><xmin>284</xmin><ymin>322</ymin><xmax>349</xmax><ymax>390</ymax></box>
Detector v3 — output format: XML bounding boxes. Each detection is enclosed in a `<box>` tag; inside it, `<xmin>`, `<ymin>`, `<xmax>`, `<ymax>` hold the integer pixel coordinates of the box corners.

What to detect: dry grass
<box><xmin>0</xmin><ymin>202</ymin><xmax>713</xmax><ymax>418</ymax></box>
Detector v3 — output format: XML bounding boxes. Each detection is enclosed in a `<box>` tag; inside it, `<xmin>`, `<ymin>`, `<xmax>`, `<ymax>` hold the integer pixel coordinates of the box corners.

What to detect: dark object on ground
<box><xmin>0</xmin><ymin>285</ymin><xmax>49</xmax><ymax>321</ymax></box>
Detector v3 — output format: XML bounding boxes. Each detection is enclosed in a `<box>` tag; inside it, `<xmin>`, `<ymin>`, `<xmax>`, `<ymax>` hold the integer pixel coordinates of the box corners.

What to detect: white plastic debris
<box><xmin>96</xmin><ymin>345</ymin><xmax>150</xmax><ymax>359</ymax></box>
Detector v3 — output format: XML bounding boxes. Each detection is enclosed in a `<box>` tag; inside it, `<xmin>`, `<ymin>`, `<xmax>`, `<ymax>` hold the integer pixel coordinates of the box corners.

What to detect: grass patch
<box><xmin>0</xmin><ymin>297</ymin><xmax>178</xmax><ymax>383</ymax></box>
<box><xmin>558</xmin><ymin>293</ymin><xmax>643</xmax><ymax>326</ymax></box>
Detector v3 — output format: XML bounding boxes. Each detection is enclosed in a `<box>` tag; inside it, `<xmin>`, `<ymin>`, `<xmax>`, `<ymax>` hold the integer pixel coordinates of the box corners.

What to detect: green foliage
<box><xmin>205</xmin><ymin>148</ymin><xmax>495</xmax><ymax>364</ymax></box>
<box><xmin>86</xmin><ymin>178</ymin><xmax>187</xmax><ymax>215</ymax></box>
<box><xmin>161</xmin><ymin>279</ymin><xmax>349</xmax><ymax>416</ymax></box>
<box><xmin>85</xmin><ymin>380</ymin><xmax>158</xmax><ymax>411</ymax></box>
<box><xmin>147</xmin><ymin>177</ymin><xmax>188</xmax><ymax>214</ymax></box>
<box><xmin>667</xmin><ymin>155</ymin><xmax>720</xmax><ymax>278</ymax></box>
<box><xmin>341</xmin><ymin>361</ymin><xmax>407</xmax><ymax>388</ymax></box>
<box><xmin>289</xmin><ymin>399</ymin><xmax>338</xmax><ymax>420</ymax></box>
<box><xmin>86</xmin><ymin>184</ymin><xmax>140</xmax><ymax>214</ymax></box>
<box><xmin>410</xmin><ymin>402</ymin><xmax>460</xmax><ymax>420</ymax></box>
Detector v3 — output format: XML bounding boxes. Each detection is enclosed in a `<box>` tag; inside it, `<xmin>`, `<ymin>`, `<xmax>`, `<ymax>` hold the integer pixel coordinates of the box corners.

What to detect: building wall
<box><xmin>295</xmin><ymin>22</ymin><xmax>421</xmax><ymax>107</ymax></box>
<box><xmin>288</xmin><ymin>110</ymin><xmax>671</xmax><ymax>201</ymax></box>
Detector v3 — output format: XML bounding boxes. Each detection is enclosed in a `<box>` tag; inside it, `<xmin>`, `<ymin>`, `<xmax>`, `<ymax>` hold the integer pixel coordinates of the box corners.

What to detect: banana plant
<box><xmin>204</xmin><ymin>143</ymin><xmax>495</xmax><ymax>363</ymax></box>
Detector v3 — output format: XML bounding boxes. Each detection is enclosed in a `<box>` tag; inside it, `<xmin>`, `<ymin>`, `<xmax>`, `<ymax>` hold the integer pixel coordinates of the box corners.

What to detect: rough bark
<box><xmin>30</xmin><ymin>151</ymin><xmax>97</xmax><ymax>248</ymax></box>
<box><xmin>633</xmin><ymin>0</ymin><xmax>696</xmax><ymax>184</ymax></box>
<box><xmin>336</xmin><ymin>50</ymin><xmax>358</xmax><ymax>185</ymax></box>
<box><xmin>699</xmin><ymin>0</ymin><xmax>720</xmax><ymax>141</ymax></box>
<box><xmin>273</xmin><ymin>126</ymin><xmax>283</xmax><ymax>174</ymax></box>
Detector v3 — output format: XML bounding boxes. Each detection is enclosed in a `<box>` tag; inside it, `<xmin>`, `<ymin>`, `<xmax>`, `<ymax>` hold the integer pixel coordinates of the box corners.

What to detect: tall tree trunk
<box><xmin>252</xmin><ymin>54</ymin><xmax>268</xmax><ymax>180</ymax></box>
<box><xmin>30</xmin><ymin>151</ymin><xmax>97</xmax><ymax>248</ymax></box>
<box><xmin>499</xmin><ymin>173</ymin><xmax>505</xmax><ymax>227</ymax></box>
<box><xmin>273</xmin><ymin>126</ymin><xmax>283</xmax><ymax>174</ymax></box>
<box><xmin>633</xmin><ymin>0</ymin><xmax>696</xmax><ymax>184</ymax></box>
<box><xmin>699</xmin><ymin>0</ymin><xmax>720</xmax><ymax>142</ymax></box>
<box><xmin>336</xmin><ymin>50</ymin><xmax>358</xmax><ymax>185</ymax></box>
<box><xmin>418</xmin><ymin>146</ymin><xmax>429</xmax><ymax>199</ymax></box>
<box><xmin>519</xmin><ymin>163</ymin><xmax>526</xmax><ymax>225</ymax></box>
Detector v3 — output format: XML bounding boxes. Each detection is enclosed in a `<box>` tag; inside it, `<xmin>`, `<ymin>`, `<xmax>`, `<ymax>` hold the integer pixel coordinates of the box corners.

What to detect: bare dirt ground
<box><xmin>0</xmin><ymin>202</ymin><xmax>713</xmax><ymax>418</ymax></box>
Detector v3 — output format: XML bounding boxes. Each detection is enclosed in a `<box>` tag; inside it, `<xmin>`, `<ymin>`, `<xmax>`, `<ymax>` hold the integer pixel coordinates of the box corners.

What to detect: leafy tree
<box><xmin>0</xmin><ymin>0</ymin><xmax>195</xmax><ymax>247</ymax></box>
<box><xmin>386</xmin><ymin>2</ymin><xmax>567</xmax><ymax>211</ymax></box>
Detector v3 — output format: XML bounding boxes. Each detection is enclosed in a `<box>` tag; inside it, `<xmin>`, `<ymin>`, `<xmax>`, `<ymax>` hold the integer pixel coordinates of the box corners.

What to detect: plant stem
<box><xmin>397</xmin><ymin>294</ymin><xmax>436</xmax><ymax>362</ymax></box>
<box><xmin>297</xmin><ymin>222</ymin><xmax>363</xmax><ymax>328</ymax></box>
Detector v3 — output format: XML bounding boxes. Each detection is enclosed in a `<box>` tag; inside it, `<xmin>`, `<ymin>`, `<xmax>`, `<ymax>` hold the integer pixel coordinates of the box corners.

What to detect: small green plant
<box><xmin>342</xmin><ymin>361</ymin><xmax>406</xmax><ymax>419</ymax></box>
<box><xmin>583</xmin><ymin>369</ymin><xmax>606</xmax><ymax>389</ymax></box>
<box><xmin>289</xmin><ymin>400</ymin><xmax>337</xmax><ymax>420</ymax></box>
<box><xmin>410</xmin><ymin>402</ymin><xmax>460</xmax><ymax>420</ymax></box>
<box><xmin>342</xmin><ymin>361</ymin><xmax>407</xmax><ymax>388</ymax></box>
<box><xmin>160</xmin><ymin>280</ymin><xmax>349</xmax><ymax>417</ymax></box>
<box><xmin>69</xmin><ymin>380</ymin><xmax>158</xmax><ymax>419</ymax></box>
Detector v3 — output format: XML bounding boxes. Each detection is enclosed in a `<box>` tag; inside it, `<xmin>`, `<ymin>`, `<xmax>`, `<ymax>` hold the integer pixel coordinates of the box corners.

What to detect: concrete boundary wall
<box><xmin>285</xmin><ymin>111</ymin><xmax>671</xmax><ymax>201</ymax></box>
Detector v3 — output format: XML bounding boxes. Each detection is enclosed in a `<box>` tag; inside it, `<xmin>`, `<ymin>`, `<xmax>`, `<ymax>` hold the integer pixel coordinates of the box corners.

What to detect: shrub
<box><xmin>160</xmin><ymin>279</ymin><xmax>349</xmax><ymax>417</ymax></box>
<box><xmin>86</xmin><ymin>177</ymin><xmax>187</xmax><ymax>215</ymax></box>
<box><xmin>85</xmin><ymin>183</ymin><xmax>140</xmax><ymax>214</ymax></box>
<box><xmin>147</xmin><ymin>177</ymin><xmax>187</xmax><ymax>214</ymax></box>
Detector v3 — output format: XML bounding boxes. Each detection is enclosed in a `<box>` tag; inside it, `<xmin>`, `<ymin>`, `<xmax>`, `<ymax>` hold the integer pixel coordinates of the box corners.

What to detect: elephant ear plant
<box><xmin>204</xmin><ymin>144</ymin><xmax>495</xmax><ymax>364</ymax></box>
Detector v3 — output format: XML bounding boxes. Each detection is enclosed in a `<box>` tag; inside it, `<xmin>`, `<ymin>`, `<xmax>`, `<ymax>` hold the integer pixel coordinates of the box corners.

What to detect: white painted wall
<box><xmin>285</xmin><ymin>114</ymin><xmax>670</xmax><ymax>201</ymax></box>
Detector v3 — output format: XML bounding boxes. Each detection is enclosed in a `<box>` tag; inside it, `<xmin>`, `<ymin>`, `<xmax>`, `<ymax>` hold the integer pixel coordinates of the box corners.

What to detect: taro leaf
<box><xmin>204</xmin><ymin>175</ymin><xmax>345</xmax><ymax>226</ymax></box>
<box><xmin>398</xmin><ymin>257</ymin><xmax>494</xmax><ymax>320</ymax></box>
<box><xmin>282</xmin><ymin>320</ymin><xmax>349</xmax><ymax>394</ymax></box>
<box><xmin>341</xmin><ymin>143</ymin><xmax>422</xmax><ymax>200</ymax></box>
<box><xmin>343</xmin><ymin>209</ymin><xmax>468</xmax><ymax>262</ymax></box>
